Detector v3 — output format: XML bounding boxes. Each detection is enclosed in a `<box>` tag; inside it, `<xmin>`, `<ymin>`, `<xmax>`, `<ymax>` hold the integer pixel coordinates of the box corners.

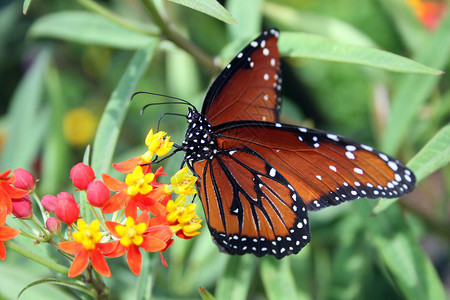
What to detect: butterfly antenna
<box><xmin>157</xmin><ymin>112</ymin><xmax>187</xmax><ymax>132</ymax></box>
<box><xmin>132</xmin><ymin>91</ymin><xmax>196</xmax><ymax>111</ymax></box>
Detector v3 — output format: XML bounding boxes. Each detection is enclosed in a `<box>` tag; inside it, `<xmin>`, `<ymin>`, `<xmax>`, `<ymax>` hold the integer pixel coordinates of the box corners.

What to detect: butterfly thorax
<box><xmin>183</xmin><ymin>109</ymin><xmax>217</xmax><ymax>162</ymax></box>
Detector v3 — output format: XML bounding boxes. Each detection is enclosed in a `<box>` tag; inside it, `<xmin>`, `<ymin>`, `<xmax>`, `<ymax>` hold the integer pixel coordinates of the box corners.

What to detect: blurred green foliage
<box><xmin>0</xmin><ymin>0</ymin><xmax>449</xmax><ymax>299</ymax></box>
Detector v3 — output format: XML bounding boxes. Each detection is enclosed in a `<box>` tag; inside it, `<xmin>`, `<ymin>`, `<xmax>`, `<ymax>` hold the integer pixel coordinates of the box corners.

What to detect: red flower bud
<box><xmin>54</xmin><ymin>192</ymin><xmax>79</xmax><ymax>226</ymax></box>
<box><xmin>41</xmin><ymin>195</ymin><xmax>58</xmax><ymax>212</ymax></box>
<box><xmin>86</xmin><ymin>180</ymin><xmax>110</xmax><ymax>207</ymax></box>
<box><xmin>12</xmin><ymin>195</ymin><xmax>32</xmax><ymax>219</ymax></box>
<box><xmin>70</xmin><ymin>163</ymin><xmax>95</xmax><ymax>190</ymax></box>
<box><xmin>13</xmin><ymin>168</ymin><xmax>35</xmax><ymax>190</ymax></box>
<box><xmin>46</xmin><ymin>217</ymin><xmax>61</xmax><ymax>234</ymax></box>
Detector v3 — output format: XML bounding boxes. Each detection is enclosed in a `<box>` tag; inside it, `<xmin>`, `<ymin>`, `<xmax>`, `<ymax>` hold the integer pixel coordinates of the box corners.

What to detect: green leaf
<box><xmin>357</xmin><ymin>201</ymin><xmax>446</xmax><ymax>300</ymax></box>
<box><xmin>264</xmin><ymin>2</ymin><xmax>377</xmax><ymax>47</ymax></box>
<box><xmin>23</xmin><ymin>0</ymin><xmax>32</xmax><ymax>15</ymax></box>
<box><xmin>168</xmin><ymin>0</ymin><xmax>237</xmax><ymax>24</ymax></box>
<box><xmin>279</xmin><ymin>32</ymin><xmax>442</xmax><ymax>75</ymax></box>
<box><xmin>0</xmin><ymin>49</ymin><xmax>50</xmax><ymax>170</ymax></box>
<box><xmin>91</xmin><ymin>41</ymin><xmax>159</xmax><ymax>176</ymax></box>
<box><xmin>39</xmin><ymin>65</ymin><xmax>70</xmax><ymax>194</ymax></box>
<box><xmin>29</xmin><ymin>11</ymin><xmax>156</xmax><ymax>49</ymax></box>
<box><xmin>199</xmin><ymin>286</ymin><xmax>216</xmax><ymax>300</ymax></box>
<box><xmin>17</xmin><ymin>278</ymin><xmax>96</xmax><ymax>299</ymax></box>
<box><xmin>261</xmin><ymin>257</ymin><xmax>299</xmax><ymax>300</ymax></box>
<box><xmin>380</xmin><ymin>14</ymin><xmax>450</xmax><ymax>154</ymax></box>
<box><xmin>215</xmin><ymin>256</ymin><xmax>256</xmax><ymax>300</ymax></box>
<box><xmin>373</xmin><ymin>124</ymin><xmax>450</xmax><ymax>214</ymax></box>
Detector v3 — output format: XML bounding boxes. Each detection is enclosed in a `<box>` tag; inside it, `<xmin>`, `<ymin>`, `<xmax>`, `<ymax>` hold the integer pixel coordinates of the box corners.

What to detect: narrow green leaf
<box><xmin>380</xmin><ymin>14</ymin><xmax>450</xmax><ymax>154</ymax></box>
<box><xmin>29</xmin><ymin>12</ymin><xmax>156</xmax><ymax>49</ymax></box>
<box><xmin>17</xmin><ymin>278</ymin><xmax>96</xmax><ymax>299</ymax></box>
<box><xmin>215</xmin><ymin>256</ymin><xmax>256</xmax><ymax>300</ymax></box>
<box><xmin>168</xmin><ymin>0</ymin><xmax>237</xmax><ymax>24</ymax></box>
<box><xmin>261</xmin><ymin>257</ymin><xmax>299</xmax><ymax>300</ymax></box>
<box><xmin>23</xmin><ymin>0</ymin><xmax>32</xmax><ymax>15</ymax></box>
<box><xmin>0</xmin><ymin>49</ymin><xmax>50</xmax><ymax>170</ymax></box>
<box><xmin>91</xmin><ymin>41</ymin><xmax>159</xmax><ymax>176</ymax></box>
<box><xmin>264</xmin><ymin>2</ymin><xmax>377</xmax><ymax>47</ymax></box>
<box><xmin>199</xmin><ymin>286</ymin><xmax>216</xmax><ymax>300</ymax></box>
<box><xmin>357</xmin><ymin>201</ymin><xmax>446</xmax><ymax>300</ymax></box>
<box><xmin>373</xmin><ymin>124</ymin><xmax>450</xmax><ymax>214</ymax></box>
<box><xmin>39</xmin><ymin>65</ymin><xmax>70</xmax><ymax>194</ymax></box>
<box><xmin>279</xmin><ymin>32</ymin><xmax>442</xmax><ymax>75</ymax></box>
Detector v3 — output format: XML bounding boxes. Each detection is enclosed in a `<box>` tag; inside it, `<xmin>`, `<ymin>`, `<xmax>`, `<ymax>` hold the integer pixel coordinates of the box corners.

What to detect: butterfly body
<box><xmin>179</xmin><ymin>29</ymin><xmax>416</xmax><ymax>259</ymax></box>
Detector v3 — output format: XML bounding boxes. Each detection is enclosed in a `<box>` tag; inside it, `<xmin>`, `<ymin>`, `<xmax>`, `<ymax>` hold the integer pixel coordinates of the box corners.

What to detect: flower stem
<box><xmin>5</xmin><ymin>241</ymin><xmax>69</xmax><ymax>274</ymax></box>
<box><xmin>76</xmin><ymin>0</ymin><xmax>159</xmax><ymax>36</ymax></box>
<box><xmin>139</xmin><ymin>0</ymin><xmax>220</xmax><ymax>74</ymax></box>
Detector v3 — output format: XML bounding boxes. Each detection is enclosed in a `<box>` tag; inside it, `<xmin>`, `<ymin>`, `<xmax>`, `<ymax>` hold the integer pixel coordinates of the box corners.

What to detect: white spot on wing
<box><xmin>354</xmin><ymin>167</ymin><xmax>364</xmax><ymax>175</ymax></box>
<box><xmin>269</xmin><ymin>168</ymin><xmax>276</xmax><ymax>177</ymax></box>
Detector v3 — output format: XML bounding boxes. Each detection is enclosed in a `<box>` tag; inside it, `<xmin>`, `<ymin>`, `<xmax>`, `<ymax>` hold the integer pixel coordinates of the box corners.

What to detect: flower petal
<box><xmin>59</xmin><ymin>240</ymin><xmax>83</xmax><ymax>254</ymax></box>
<box><xmin>136</xmin><ymin>212</ymin><xmax>150</xmax><ymax>227</ymax></box>
<box><xmin>0</xmin><ymin>226</ymin><xmax>19</xmax><ymax>241</ymax></box>
<box><xmin>104</xmin><ymin>221</ymin><xmax>121</xmax><ymax>237</ymax></box>
<box><xmin>102</xmin><ymin>174</ymin><xmax>127</xmax><ymax>191</ymax></box>
<box><xmin>102</xmin><ymin>191</ymin><xmax>128</xmax><ymax>214</ymax></box>
<box><xmin>113</xmin><ymin>156</ymin><xmax>142</xmax><ymax>173</ymax></box>
<box><xmin>140</xmin><ymin>236</ymin><xmax>168</xmax><ymax>253</ymax></box>
<box><xmin>0</xmin><ymin>241</ymin><xmax>6</xmax><ymax>260</ymax></box>
<box><xmin>101</xmin><ymin>240</ymin><xmax>126</xmax><ymax>258</ymax></box>
<box><xmin>127</xmin><ymin>245</ymin><xmax>142</xmax><ymax>275</ymax></box>
<box><xmin>68</xmin><ymin>249</ymin><xmax>89</xmax><ymax>278</ymax></box>
<box><xmin>91</xmin><ymin>248</ymin><xmax>111</xmax><ymax>277</ymax></box>
<box><xmin>0</xmin><ymin>186</ymin><xmax>12</xmax><ymax>215</ymax></box>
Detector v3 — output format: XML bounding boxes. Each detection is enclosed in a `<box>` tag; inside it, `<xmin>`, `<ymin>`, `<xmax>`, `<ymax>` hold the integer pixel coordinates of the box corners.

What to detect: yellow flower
<box><xmin>115</xmin><ymin>217</ymin><xmax>147</xmax><ymax>247</ymax></box>
<box><xmin>125</xmin><ymin>166</ymin><xmax>155</xmax><ymax>196</ymax></box>
<box><xmin>166</xmin><ymin>195</ymin><xmax>202</xmax><ymax>237</ymax></box>
<box><xmin>141</xmin><ymin>129</ymin><xmax>174</xmax><ymax>163</ymax></box>
<box><xmin>72</xmin><ymin>219</ymin><xmax>102</xmax><ymax>250</ymax></box>
<box><xmin>168</xmin><ymin>167</ymin><xmax>197</xmax><ymax>195</ymax></box>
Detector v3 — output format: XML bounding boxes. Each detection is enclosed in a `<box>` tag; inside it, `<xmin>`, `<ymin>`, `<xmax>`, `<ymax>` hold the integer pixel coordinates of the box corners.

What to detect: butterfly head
<box><xmin>183</xmin><ymin>108</ymin><xmax>216</xmax><ymax>162</ymax></box>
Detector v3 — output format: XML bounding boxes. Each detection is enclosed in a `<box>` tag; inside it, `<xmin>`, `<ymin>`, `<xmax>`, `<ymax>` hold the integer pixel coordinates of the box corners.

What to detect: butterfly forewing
<box><xmin>193</xmin><ymin>147</ymin><xmax>310</xmax><ymax>258</ymax></box>
<box><xmin>202</xmin><ymin>29</ymin><xmax>282</xmax><ymax>126</ymax></box>
<box><xmin>214</xmin><ymin>121</ymin><xmax>416</xmax><ymax>210</ymax></box>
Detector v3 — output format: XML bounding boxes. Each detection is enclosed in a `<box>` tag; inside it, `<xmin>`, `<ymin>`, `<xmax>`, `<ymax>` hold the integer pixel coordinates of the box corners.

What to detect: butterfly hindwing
<box><xmin>202</xmin><ymin>29</ymin><xmax>282</xmax><ymax>126</ymax></box>
<box><xmin>193</xmin><ymin>146</ymin><xmax>310</xmax><ymax>259</ymax></box>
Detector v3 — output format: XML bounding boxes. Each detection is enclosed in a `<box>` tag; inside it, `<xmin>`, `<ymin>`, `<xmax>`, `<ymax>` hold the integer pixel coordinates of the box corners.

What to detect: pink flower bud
<box><xmin>86</xmin><ymin>181</ymin><xmax>110</xmax><ymax>207</ymax></box>
<box><xmin>41</xmin><ymin>195</ymin><xmax>58</xmax><ymax>212</ymax></box>
<box><xmin>13</xmin><ymin>168</ymin><xmax>35</xmax><ymax>190</ymax></box>
<box><xmin>12</xmin><ymin>195</ymin><xmax>32</xmax><ymax>219</ymax></box>
<box><xmin>46</xmin><ymin>217</ymin><xmax>61</xmax><ymax>234</ymax></box>
<box><xmin>54</xmin><ymin>192</ymin><xmax>79</xmax><ymax>226</ymax></box>
<box><xmin>70</xmin><ymin>163</ymin><xmax>95</xmax><ymax>190</ymax></box>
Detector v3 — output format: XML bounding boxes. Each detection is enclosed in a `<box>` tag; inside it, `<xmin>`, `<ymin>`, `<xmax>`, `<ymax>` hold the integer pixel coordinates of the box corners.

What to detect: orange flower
<box><xmin>58</xmin><ymin>219</ymin><xmax>115</xmax><ymax>278</ymax></box>
<box><xmin>102</xmin><ymin>166</ymin><xmax>165</xmax><ymax>218</ymax></box>
<box><xmin>0</xmin><ymin>207</ymin><xmax>20</xmax><ymax>260</ymax></box>
<box><xmin>407</xmin><ymin>0</ymin><xmax>447</xmax><ymax>30</ymax></box>
<box><xmin>0</xmin><ymin>169</ymin><xmax>30</xmax><ymax>215</ymax></box>
<box><xmin>105</xmin><ymin>214</ymin><xmax>172</xmax><ymax>275</ymax></box>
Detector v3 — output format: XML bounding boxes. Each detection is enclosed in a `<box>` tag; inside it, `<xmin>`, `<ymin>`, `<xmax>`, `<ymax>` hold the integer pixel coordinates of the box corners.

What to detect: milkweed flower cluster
<box><xmin>0</xmin><ymin>129</ymin><xmax>202</xmax><ymax>279</ymax></box>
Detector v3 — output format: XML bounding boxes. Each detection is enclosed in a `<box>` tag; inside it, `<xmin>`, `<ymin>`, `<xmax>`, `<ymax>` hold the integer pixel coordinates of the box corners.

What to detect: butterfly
<box><xmin>178</xmin><ymin>29</ymin><xmax>416</xmax><ymax>259</ymax></box>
